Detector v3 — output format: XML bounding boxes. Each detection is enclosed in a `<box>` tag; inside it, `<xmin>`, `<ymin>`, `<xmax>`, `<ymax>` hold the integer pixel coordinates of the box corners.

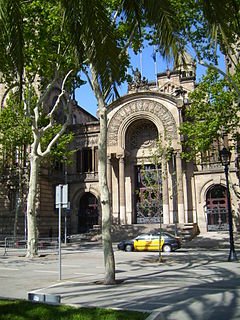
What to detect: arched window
<box><xmin>78</xmin><ymin>193</ymin><xmax>98</xmax><ymax>232</ymax></box>
<box><xmin>206</xmin><ymin>185</ymin><xmax>228</xmax><ymax>231</ymax></box>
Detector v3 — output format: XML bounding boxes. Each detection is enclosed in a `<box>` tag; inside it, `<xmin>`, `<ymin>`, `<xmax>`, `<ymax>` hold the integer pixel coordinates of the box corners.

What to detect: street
<box><xmin>0</xmin><ymin>242</ymin><xmax>240</xmax><ymax>320</ymax></box>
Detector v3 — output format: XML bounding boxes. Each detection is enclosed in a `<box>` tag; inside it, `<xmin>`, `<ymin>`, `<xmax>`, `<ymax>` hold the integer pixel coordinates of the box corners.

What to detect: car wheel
<box><xmin>163</xmin><ymin>244</ymin><xmax>172</xmax><ymax>252</ymax></box>
<box><xmin>125</xmin><ymin>244</ymin><xmax>133</xmax><ymax>252</ymax></box>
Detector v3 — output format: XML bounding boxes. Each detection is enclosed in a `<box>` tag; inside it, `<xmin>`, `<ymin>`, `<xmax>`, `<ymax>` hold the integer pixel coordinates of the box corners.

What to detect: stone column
<box><xmin>176</xmin><ymin>152</ymin><xmax>185</xmax><ymax>223</ymax></box>
<box><xmin>119</xmin><ymin>156</ymin><xmax>126</xmax><ymax>224</ymax></box>
<box><xmin>80</xmin><ymin>149</ymin><xmax>83</xmax><ymax>172</ymax></box>
<box><xmin>92</xmin><ymin>146</ymin><xmax>95</xmax><ymax>171</ymax></box>
<box><xmin>162</xmin><ymin>159</ymin><xmax>170</xmax><ymax>224</ymax></box>
<box><xmin>191</xmin><ymin>176</ymin><xmax>197</xmax><ymax>223</ymax></box>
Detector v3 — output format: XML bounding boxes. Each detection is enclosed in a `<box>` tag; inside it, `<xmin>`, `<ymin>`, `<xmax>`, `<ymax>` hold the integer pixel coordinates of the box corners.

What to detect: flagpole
<box><xmin>154</xmin><ymin>46</ymin><xmax>158</xmax><ymax>90</ymax></box>
<box><xmin>155</xmin><ymin>60</ymin><xmax>158</xmax><ymax>89</ymax></box>
<box><xmin>126</xmin><ymin>47</ymin><xmax>129</xmax><ymax>75</ymax></box>
<box><xmin>140</xmin><ymin>47</ymin><xmax>143</xmax><ymax>78</ymax></box>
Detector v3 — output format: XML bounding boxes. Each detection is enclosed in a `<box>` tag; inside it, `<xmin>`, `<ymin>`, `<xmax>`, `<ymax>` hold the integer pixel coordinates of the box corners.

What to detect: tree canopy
<box><xmin>180</xmin><ymin>68</ymin><xmax>240</xmax><ymax>161</ymax></box>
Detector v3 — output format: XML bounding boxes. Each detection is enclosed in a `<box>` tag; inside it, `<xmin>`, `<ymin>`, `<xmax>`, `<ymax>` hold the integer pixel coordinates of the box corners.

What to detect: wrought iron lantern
<box><xmin>219</xmin><ymin>147</ymin><xmax>231</xmax><ymax>166</ymax></box>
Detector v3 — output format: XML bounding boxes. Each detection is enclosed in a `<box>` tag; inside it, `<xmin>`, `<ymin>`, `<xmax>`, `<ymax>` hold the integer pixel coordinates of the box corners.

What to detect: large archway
<box><xmin>78</xmin><ymin>193</ymin><xmax>98</xmax><ymax>232</ymax></box>
<box><xmin>206</xmin><ymin>185</ymin><xmax>228</xmax><ymax>231</ymax></box>
<box><xmin>125</xmin><ymin>119</ymin><xmax>163</xmax><ymax>224</ymax></box>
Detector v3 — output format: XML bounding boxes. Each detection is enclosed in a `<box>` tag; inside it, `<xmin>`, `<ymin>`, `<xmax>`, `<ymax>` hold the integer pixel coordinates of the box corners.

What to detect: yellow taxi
<box><xmin>117</xmin><ymin>232</ymin><xmax>181</xmax><ymax>252</ymax></box>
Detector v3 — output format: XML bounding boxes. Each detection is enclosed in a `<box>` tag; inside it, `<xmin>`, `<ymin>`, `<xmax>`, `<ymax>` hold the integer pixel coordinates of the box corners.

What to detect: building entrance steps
<box><xmin>68</xmin><ymin>223</ymin><xmax>199</xmax><ymax>244</ymax></box>
<box><xmin>184</xmin><ymin>231</ymin><xmax>240</xmax><ymax>249</ymax></box>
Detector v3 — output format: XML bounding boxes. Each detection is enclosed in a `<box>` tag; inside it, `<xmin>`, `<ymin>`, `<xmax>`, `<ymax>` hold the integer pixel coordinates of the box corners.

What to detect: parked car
<box><xmin>117</xmin><ymin>232</ymin><xmax>181</xmax><ymax>252</ymax></box>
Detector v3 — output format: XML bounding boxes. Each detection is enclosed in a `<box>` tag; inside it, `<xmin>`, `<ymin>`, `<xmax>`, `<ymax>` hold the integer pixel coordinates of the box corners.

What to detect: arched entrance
<box><xmin>206</xmin><ymin>185</ymin><xmax>228</xmax><ymax>231</ymax></box>
<box><xmin>135</xmin><ymin>164</ymin><xmax>163</xmax><ymax>224</ymax></box>
<box><xmin>125</xmin><ymin>119</ymin><xmax>163</xmax><ymax>224</ymax></box>
<box><xmin>78</xmin><ymin>193</ymin><xmax>98</xmax><ymax>232</ymax></box>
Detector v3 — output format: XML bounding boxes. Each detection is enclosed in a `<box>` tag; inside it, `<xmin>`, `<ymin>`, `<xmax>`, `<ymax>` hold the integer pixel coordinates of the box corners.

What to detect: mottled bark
<box><xmin>25</xmin><ymin>72</ymin><xmax>71</xmax><ymax>258</ymax></box>
<box><xmin>26</xmin><ymin>153</ymin><xmax>40</xmax><ymax>257</ymax></box>
<box><xmin>90</xmin><ymin>63</ymin><xmax>115</xmax><ymax>285</ymax></box>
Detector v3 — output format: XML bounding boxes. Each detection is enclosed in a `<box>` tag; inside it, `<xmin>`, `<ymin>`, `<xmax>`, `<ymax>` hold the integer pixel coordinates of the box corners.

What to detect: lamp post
<box><xmin>219</xmin><ymin>147</ymin><xmax>238</xmax><ymax>262</ymax></box>
<box><xmin>171</xmin><ymin>150</ymin><xmax>178</xmax><ymax>237</ymax></box>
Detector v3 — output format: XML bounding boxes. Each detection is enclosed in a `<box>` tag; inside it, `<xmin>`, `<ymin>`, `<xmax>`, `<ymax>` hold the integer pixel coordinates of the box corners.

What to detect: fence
<box><xmin>0</xmin><ymin>237</ymin><xmax>59</xmax><ymax>256</ymax></box>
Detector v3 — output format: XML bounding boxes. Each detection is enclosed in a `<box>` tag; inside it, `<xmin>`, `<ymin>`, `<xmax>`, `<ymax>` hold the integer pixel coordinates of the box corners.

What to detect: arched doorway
<box><xmin>206</xmin><ymin>185</ymin><xmax>228</xmax><ymax>231</ymax></box>
<box><xmin>135</xmin><ymin>164</ymin><xmax>163</xmax><ymax>224</ymax></box>
<box><xmin>78</xmin><ymin>193</ymin><xmax>98</xmax><ymax>232</ymax></box>
<box><xmin>125</xmin><ymin>119</ymin><xmax>162</xmax><ymax>223</ymax></box>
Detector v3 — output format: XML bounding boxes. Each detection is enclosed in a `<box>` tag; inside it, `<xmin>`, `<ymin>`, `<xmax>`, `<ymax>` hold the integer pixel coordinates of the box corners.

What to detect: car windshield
<box><xmin>151</xmin><ymin>235</ymin><xmax>160</xmax><ymax>240</ymax></box>
<box><xmin>135</xmin><ymin>234</ymin><xmax>151</xmax><ymax>240</ymax></box>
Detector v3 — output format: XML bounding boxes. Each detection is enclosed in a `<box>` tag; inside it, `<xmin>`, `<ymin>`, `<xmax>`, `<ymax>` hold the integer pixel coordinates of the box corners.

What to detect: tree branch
<box><xmin>38</xmin><ymin>111</ymin><xmax>70</xmax><ymax>157</ymax></box>
<box><xmin>42</xmin><ymin>70</ymin><xmax>72</xmax><ymax>133</ymax></box>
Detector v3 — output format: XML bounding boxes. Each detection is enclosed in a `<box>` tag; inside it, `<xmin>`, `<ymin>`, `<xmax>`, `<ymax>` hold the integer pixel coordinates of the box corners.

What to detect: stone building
<box><xmin>0</xmin><ymin>53</ymin><xmax>239</xmax><ymax>239</ymax></box>
<box><xmin>66</xmin><ymin>52</ymin><xmax>239</xmax><ymax>237</ymax></box>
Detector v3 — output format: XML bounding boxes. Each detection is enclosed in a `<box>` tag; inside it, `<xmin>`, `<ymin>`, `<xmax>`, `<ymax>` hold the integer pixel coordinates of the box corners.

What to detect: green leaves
<box><xmin>0</xmin><ymin>91</ymin><xmax>32</xmax><ymax>167</ymax></box>
<box><xmin>41</xmin><ymin>124</ymin><xmax>74</xmax><ymax>166</ymax></box>
<box><xmin>0</xmin><ymin>0</ymin><xmax>24</xmax><ymax>83</ymax></box>
<box><xmin>61</xmin><ymin>0</ymin><xmax>128</xmax><ymax>96</ymax></box>
<box><xmin>0</xmin><ymin>91</ymin><xmax>32</xmax><ymax>147</ymax></box>
<box><xmin>180</xmin><ymin>69</ymin><xmax>240</xmax><ymax>160</ymax></box>
<box><xmin>0</xmin><ymin>0</ymin><xmax>80</xmax><ymax>93</ymax></box>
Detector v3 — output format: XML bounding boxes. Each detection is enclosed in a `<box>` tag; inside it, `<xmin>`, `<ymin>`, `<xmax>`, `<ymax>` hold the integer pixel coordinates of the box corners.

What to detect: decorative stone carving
<box><xmin>126</xmin><ymin>120</ymin><xmax>158</xmax><ymax>150</ymax></box>
<box><xmin>127</xmin><ymin>68</ymin><xmax>150</xmax><ymax>92</ymax></box>
<box><xmin>75</xmin><ymin>135</ymin><xmax>99</xmax><ymax>148</ymax></box>
<box><xmin>107</xmin><ymin>99</ymin><xmax>178</xmax><ymax>146</ymax></box>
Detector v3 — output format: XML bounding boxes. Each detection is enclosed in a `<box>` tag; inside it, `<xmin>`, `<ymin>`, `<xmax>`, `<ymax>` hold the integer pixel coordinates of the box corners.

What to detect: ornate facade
<box><xmin>66</xmin><ymin>53</ymin><xmax>239</xmax><ymax>236</ymax></box>
<box><xmin>1</xmin><ymin>53</ymin><xmax>239</xmax><ymax>238</ymax></box>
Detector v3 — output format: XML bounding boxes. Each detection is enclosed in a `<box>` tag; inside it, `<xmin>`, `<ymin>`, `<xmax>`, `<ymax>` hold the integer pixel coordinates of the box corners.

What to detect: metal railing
<box><xmin>1</xmin><ymin>237</ymin><xmax>59</xmax><ymax>256</ymax></box>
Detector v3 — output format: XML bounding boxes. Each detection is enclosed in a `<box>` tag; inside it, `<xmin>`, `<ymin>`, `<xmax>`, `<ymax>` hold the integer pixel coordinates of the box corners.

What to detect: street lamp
<box><xmin>219</xmin><ymin>147</ymin><xmax>238</xmax><ymax>262</ymax></box>
<box><xmin>171</xmin><ymin>149</ymin><xmax>178</xmax><ymax>237</ymax></box>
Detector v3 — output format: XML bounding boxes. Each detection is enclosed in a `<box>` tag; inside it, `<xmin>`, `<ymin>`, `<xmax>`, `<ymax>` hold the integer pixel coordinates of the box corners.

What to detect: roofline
<box><xmin>72</xmin><ymin>99</ymin><xmax>98</xmax><ymax>121</ymax></box>
<box><xmin>107</xmin><ymin>90</ymin><xmax>180</xmax><ymax>113</ymax></box>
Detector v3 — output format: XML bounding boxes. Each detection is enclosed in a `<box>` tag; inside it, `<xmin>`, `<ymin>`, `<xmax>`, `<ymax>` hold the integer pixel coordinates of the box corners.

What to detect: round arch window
<box><xmin>78</xmin><ymin>193</ymin><xmax>98</xmax><ymax>233</ymax></box>
<box><xmin>126</xmin><ymin>119</ymin><xmax>158</xmax><ymax>150</ymax></box>
<box><xmin>206</xmin><ymin>185</ymin><xmax>228</xmax><ymax>231</ymax></box>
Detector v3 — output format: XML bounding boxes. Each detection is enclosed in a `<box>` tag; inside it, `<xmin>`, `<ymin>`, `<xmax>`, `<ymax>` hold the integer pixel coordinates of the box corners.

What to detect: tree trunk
<box><xmin>26</xmin><ymin>152</ymin><xmax>40</xmax><ymax>257</ymax></box>
<box><xmin>90</xmin><ymin>64</ymin><xmax>115</xmax><ymax>284</ymax></box>
<box><xmin>99</xmin><ymin>106</ymin><xmax>115</xmax><ymax>284</ymax></box>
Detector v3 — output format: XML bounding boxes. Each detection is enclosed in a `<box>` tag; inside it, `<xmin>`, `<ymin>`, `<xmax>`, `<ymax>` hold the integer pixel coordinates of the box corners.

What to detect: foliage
<box><xmin>168</xmin><ymin>0</ymin><xmax>240</xmax><ymax>64</ymax></box>
<box><xmin>0</xmin><ymin>0</ymin><xmax>80</xmax><ymax>95</ymax></box>
<box><xmin>0</xmin><ymin>0</ymin><xmax>24</xmax><ymax>87</ymax></box>
<box><xmin>61</xmin><ymin>0</ymin><xmax>129</xmax><ymax>97</ymax></box>
<box><xmin>41</xmin><ymin>124</ymin><xmax>75</xmax><ymax>167</ymax></box>
<box><xmin>180</xmin><ymin>69</ymin><xmax>240</xmax><ymax>161</ymax></box>
<box><xmin>62</xmin><ymin>0</ymin><xmax>191</xmax><ymax>101</ymax></box>
<box><xmin>0</xmin><ymin>91</ymin><xmax>32</xmax><ymax>167</ymax></box>
<box><xmin>0</xmin><ymin>299</ymin><xmax>149</xmax><ymax>320</ymax></box>
<box><xmin>0</xmin><ymin>89</ymin><xmax>73</xmax><ymax>169</ymax></box>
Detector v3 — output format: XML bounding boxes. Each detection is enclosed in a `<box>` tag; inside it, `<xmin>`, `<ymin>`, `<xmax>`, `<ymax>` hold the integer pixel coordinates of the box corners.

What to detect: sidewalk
<box><xmin>0</xmin><ymin>232</ymin><xmax>240</xmax><ymax>320</ymax></box>
<box><xmin>184</xmin><ymin>231</ymin><xmax>240</xmax><ymax>249</ymax></box>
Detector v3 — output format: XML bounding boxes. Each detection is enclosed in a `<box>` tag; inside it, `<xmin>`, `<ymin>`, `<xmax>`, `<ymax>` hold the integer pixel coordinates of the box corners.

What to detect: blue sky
<box><xmin>75</xmin><ymin>46</ymin><xmax>226</xmax><ymax>117</ymax></box>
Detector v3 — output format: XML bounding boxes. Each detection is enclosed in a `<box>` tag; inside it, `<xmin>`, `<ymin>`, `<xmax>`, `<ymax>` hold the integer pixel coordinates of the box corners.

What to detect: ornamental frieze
<box><xmin>75</xmin><ymin>135</ymin><xmax>99</xmax><ymax>148</ymax></box>
<box><xmin>107</xmin><ymin>99</ymin><xmax>178</xmax><ymax>146</ymax></box>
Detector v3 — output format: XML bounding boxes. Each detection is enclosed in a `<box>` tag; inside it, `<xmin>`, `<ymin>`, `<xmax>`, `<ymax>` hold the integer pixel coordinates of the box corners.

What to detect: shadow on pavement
<box><xmin>42</xmin><ymin>249</ymin><xmax>240</xmax><ymax>320</ymax></box>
